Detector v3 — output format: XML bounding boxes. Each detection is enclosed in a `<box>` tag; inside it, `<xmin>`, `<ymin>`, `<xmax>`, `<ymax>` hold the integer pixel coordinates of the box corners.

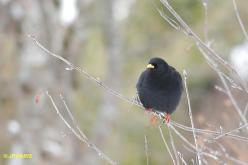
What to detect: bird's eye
<box><xmin>153</xmin><ymin>63</ymin><xmax>158</xmax><ymax>68</ymax></box>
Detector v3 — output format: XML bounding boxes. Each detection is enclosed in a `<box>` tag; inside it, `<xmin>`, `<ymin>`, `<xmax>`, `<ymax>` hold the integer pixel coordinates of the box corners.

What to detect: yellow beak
<box><xmin>147</xmin><ymin>64</ymin><xmax>155</xmax><ymax>69</ymax></box>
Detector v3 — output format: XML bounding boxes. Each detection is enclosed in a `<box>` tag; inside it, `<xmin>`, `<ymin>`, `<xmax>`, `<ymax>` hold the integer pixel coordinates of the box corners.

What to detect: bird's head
<box><xmin>146</xmin><ymin>57</ymin><xmax>170</xmax><ymax>77</ymax></box>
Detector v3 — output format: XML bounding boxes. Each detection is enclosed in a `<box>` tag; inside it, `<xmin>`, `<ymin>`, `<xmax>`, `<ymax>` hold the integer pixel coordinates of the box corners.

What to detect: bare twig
<box><xmin>217</xmin><ymin>71</ymin><xmax>248</xmax><ymax>126</ymax></box>
<box><xmin>182</xmin><ymin>140</ymin><xmax>220</xmax><ymax>162</ymax></box>
<box><xmin>213</xmin><ymin>123</ymin><xmax>248</xmax><ymax>140</ymax></box>
<box><xmin>28</xmin><ymin>35</ymin><xmax>143</xmax><ymax>109</ymax></box>
<box><xmin>159</xmin><ymin>0</ymin><xmax>248</xmax><ymax>93</ymax></box>
<box><xmin>202</xmin><ymin>0</ymin><xmax>209</xmax><ymax>44</ymax></box>
<box><xmin>214</xmin><ymin>85</ymin><xmax>227</xmax><ymax>94</ymax></box>
<box><xmin>197</xmin><ymin>45</ymin><xmax>248</xmax><ymax>127</ymax></box>
<box><xmin>171</xmin><ymin>121</ymin><xmax>248</xmax><ymax>142</ymax></box>
<box><xmin>167</xmin><ymin>124</ymin><xmax>180</xmax><ymax>165</ymax></box>
<box><xmin>178</xmin><ymin>152</ymin><xmax>187</xmax><ymax>165</ymax></box>
<box><xmin>144</xmin><ymin>135</ymin><xmax>149</xmax><ymax>165</ymax></box>
<box><xmin>169</xmin><ymin>124</ymin><xmax>221</xmax><ymax>162</ymax></box>
<box><xmin>232</xmin><ymin>0</ymin><xmax>248</xmax><ymax>40</ymax></box>
<box><xmin>216</xmin><ymin>143</ymin><xmax>248</xmax><ymax>165</ymax></box>
<box><xmin>151</xmin><ymin>0</ymin><xmax>180</xmax><ymax>30</ymax></box>
<box><xmin>157</xmin><ymin>8</ymin><xmax>180</xmax><ymax>30</ymax></box>
<box><xmin>169</xmin><ymin>124</ymin><xmax>197</xmax><ymax>150</ymax></box>
<box><xmin>46</xmin><ymin>91</ymin><xmax>117</xmax><ymax>165</ymax></box>
<box><xmin>244</xmin><ymin>102</ymin><xmax>248</xmax><ymax>117</ymax></box>
<box><xmin>60</xmin><ymin>94</ymin><xmax>88</xmax><ymax>140</ymax></box>
<box><xmin>159</xmin><ymin>0</ymin><xmax>232</xmax><ymax>71</ymax></box>
<box><xmin>158</xmin><ymin>125</ymin><xmax>176</xmax><ymax>165</ymax></box>
<box><xmin>183</xmin><ymin>70</ymin><xmax>202</xmax><ymax>165</ymax></box>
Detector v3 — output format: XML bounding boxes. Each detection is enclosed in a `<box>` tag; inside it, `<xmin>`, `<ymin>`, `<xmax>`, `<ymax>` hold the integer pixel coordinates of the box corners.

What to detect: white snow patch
<box><xmin>59</xmin><ymin>0</ymin><xmax>78</xmax><ymax>26</ymax></box>
<box><xmin>230</xmin><ymin>42</ymin><xmax>248</xmax><ymax>81</ymax></box>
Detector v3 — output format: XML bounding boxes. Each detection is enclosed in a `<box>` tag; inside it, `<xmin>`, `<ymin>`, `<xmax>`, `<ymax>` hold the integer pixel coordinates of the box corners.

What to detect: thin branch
<box><xmin>202</xmin><ymin>0</ymin><xmax>209</xmax><ymax>44</ymax></box>
<box><xmin>169</xmin><ymin>125</ymin><xmax>221</xmax><ymax>161</ymax></box>
<box><xmin>28</xmin><ymin>35</ymin><xmax>143</xmax><ymax>109</ymax></box>
<box><xmin>151</xmin><ymin>0</ymin><xmax>180</xmax><ymax>30</ymax></box>
<box><xmin>215</xmin><ymin>85</ymin><xmax>227</xmax><ymax>94</ymax></box>
<box><xmin>197</xmin><ymin>45</ymin><xmax>248</xmax><ymax>128</ymax></box>
<box><xmin>158</xmin><ymin>125</ymin><xmax>176</xmax><ymax>165</ymax></box>
<box><xmin>183</xmin><ymin>70</ymin><xmax>202</xmax><ymax>165</ymax></box>
<box><xmin>218</xmin><ymin>71</ymin><xmax>248</xmax><ymax>126</ymax></box>
<box><xmin>171</xmin><ymin>121</ymin><xmax>248</xmax><ymax>142</ymax></box>
<box><xmin>213</xmin><ymin>123</ymin><xmax>248</xmax><ymax>140</ymax></box>
<box><xmin>216</xmin><ymin>143</ymin><xmax>248</xmax><ymax>165</ymax></box>
<box><xmin>169</xmin><ymin>124</ymin><xmax>197</xmax><ymax>150</ymax></box>
<box><xmin>144</xmin><ymin>135</ymin><xmax>149</xmax><ymax>165</ymax></box>
<box><xmin>196</xmin><ymin>144</ymin><xmax>224</xmax><ymax>164</ymax></box>
<box><xmin>244</xmin><ymin>102</ymin><xmax>248</xmax><ymax>117</ymax></box>
<box><xmin>182</xmin><ymin>141</ymin><xmax>220</xmax><ymax>162</ymax></box>
<box><xmin>46</xmin><ymin>91</ymin><xmax>117</xmax><ymax>165</ymax></box>
<box><xmin>159</xmin><ymin>0</ymin><xmax>232</xmax><ymax>71</ymax></box>
<box><xmin>232</xmin><ymin>0</ymin><xmax>248</xmax><ymax>40</ymax></box>
<box><xmin>159</xmin><ymin>0</ymin><xmax>248</xmax><ymax>93</ymax></box>
<box><xmin>221</xmin><ymin>73</ymin><xmax>243</xmax><ymax>91</ymax></box>
<box><xmin>167</xmin><ymin>124</ymin><xmax>180</xmax><ymax>165</ymax></box>
<box><xmin>172</xmin><ymin>120</ymin><xmax>248</xmax><ymax>164</ymax></box>
<box><xmin>158</xmin><ymin>9</ymin><xmax>180</xmax><ymax>30</ymax></box>
<box><xmin>177</xmin><ymin>152</ymin><xmax>187</xmax><ymax>165</ymax></box>
<box><xmin>60</xmin><ymin>94</ymin><xmax>88</xmax><ymax>140</ymax></box>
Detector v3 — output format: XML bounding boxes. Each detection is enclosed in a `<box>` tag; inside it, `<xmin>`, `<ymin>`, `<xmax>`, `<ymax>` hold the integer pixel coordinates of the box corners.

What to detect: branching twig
<box><xmin>183</xmin><ymin>70</ymin><xmax>202</xmax><ymax>165</ymax></box>
<box><xmin>167</xmin><ymin>124</ymin><xmax>180</xmax><ymax>165</ymax></box>
<box><xmin>202</xmin><ymin>0</ymin><xmax>209</xmax><ymax>44</ymax></box>
<box><xmin>169</xmin><ymin>125</ymin><xmax>221</xmax><ymax>161</ymax></box>
<box><xmin>171</xmin><ymin>121</ymin><xmax>248</xmax><ymax>142</ymax></box>
<box><xmin>213</xmin><ymin>123</ymin><xmax>248</xmax><ymax>140</ymax></box>
<box><xmin>144</xmin><ymin>135</ymin><xmax>149</xmax><ymax>165</ymax></box>
<box><xmin>159</xmin><ymin>0</ymin><xmax>248</xmax><ymax>93</ymax></box>
<box><xmin>60</xmin><ymin>94</ymin><xmax>88</xmax><ymax>140</ymax></box>
<box><xmin>232</xmin><ymin>0</ymin><xmax>248</xmax><ymax>40</ymax></box>
<box><xmin>159</xmin><ymin>0</ymin><xmax>232</xmax><ymax>71</ymax></box>
<box><xmin>217</xmin><ymin>71</ymin><xmax>248</xmax><ymax>127</ymax></box>
<box><xmin>197</xmin><ymin>45</ymin><xmax>248</xmax><ymax>128</ymax></box>
<box><xmin>178</xmin><ymin>152</ymin><xmax>187</xmax><ymax>165</ymax></box>
<box><xmin>46</xmin><ymin>91</ymin><xmax>117</xmax><ymax>165</ymax></box>
<box><xmin>158</xmin><ymin>125</ymin><xmax>176</xmax><ymax>165</ymax></box>
<box><xmin>28</xmin><ymin>35</ymin><xmax>143</xmax><ymax>109</ymax></box>
<box><xmin>244</xmin><ymin>102</ymin><xmax>248</xmax><ymax>117</ymax></box>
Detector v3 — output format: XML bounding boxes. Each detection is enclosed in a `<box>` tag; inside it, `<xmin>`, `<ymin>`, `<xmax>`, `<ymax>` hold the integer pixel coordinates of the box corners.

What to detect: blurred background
<box><xmin>0</xmin><ymin>0</ymin><xmax>248</xmax><ymax>164</ymax></box>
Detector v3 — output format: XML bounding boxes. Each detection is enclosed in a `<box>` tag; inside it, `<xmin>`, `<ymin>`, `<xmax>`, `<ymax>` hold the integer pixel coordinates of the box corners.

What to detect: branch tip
<box><xmin>183</xmin><ymin>69</ymin><xmax>188</xmax><ymax>77</ymax></box>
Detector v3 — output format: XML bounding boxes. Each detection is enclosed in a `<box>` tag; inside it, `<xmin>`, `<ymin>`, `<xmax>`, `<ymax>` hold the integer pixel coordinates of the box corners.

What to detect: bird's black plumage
<box><xmin>136</xmin><ymin>57</ymin><xmax>183</xmax><ymax>115</ymax></box>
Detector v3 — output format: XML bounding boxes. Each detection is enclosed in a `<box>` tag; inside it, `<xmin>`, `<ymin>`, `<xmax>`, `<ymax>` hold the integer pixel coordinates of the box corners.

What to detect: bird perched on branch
<box><xmin>136</xmin><ymin>57</ymin><xmax>183</xmax><ymax>123</ymax></box>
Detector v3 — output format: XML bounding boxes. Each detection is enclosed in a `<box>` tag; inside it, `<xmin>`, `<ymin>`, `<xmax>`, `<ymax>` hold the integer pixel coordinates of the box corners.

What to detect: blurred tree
<box><xmin>82</xmin><ymin>0</ymin><xmax>122</xmax><ymax>164</ymax></box>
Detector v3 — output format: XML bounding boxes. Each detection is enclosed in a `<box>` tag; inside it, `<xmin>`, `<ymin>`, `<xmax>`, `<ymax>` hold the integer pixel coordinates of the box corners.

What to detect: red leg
<box><xmin>145</xmin><ymin>108</ymin><xmax>153</xmax><ymax>115</ymax></box>
<box><xmin>145</xmin><ymin>108</ymin><xmax>153</xmax><ymax>112</ymax></box>
<box><xmin>150</xmin><ymin>114</ymin><xmax>158</xmax><ymax>125</ymax></box>
<box><xmin>164</xmin><ymin>113</ymin><xmax>170</xmax><ymax>124</ymax></box>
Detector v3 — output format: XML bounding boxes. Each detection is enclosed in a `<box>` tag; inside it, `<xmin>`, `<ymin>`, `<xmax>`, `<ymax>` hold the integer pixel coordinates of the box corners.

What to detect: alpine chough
<box><xmin>136</xmin><ymin>57</ymin><xmax>183</xmax><ymax>123</ymax></box>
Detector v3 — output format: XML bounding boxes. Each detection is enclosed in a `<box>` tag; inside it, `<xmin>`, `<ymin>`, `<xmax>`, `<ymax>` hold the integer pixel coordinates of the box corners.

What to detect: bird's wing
<box><xmin>170</xmin><ymin>66</ymin><xmax>184</xmax><ymax>91</ymax></box>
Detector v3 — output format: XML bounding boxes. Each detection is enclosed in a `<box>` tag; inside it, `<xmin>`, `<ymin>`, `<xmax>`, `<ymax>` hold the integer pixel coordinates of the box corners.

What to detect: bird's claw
<box><xmin>163</xmin><ymin>113</ymin><xmax>170</xmax><ymax>124</ymax></box>
<box><xmin>150</xmin><ymin>114</ymin><xmax>158</xmax><ymax>125</ymax></box>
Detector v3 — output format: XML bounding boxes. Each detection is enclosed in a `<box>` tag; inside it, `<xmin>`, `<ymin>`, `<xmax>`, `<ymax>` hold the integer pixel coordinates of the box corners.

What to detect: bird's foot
<box><xmin>145</xmin><ymin>108</ymin><xmax>153</xmax><ymax>112</ymax></box>
<box><xmin>164</xmin><ymin>113</ymin><xmax>170</xmax><ymax>124</ymax></box>
<box><xmin>149</xmin><ymin>114</ymin><xmax>158</xmax><ymax>125</ymax></box>
<box><xmin>145</xmin><ymin>108</ymin><xmax>153</xmax><ymax>114</ymax></box>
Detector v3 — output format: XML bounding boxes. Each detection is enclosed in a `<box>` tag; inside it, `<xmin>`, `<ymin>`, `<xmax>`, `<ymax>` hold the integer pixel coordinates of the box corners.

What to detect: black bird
<box><xmin>136</xmin><ymin>57</ymin><xmax>183</xmax><ymax>123</ymax></box>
